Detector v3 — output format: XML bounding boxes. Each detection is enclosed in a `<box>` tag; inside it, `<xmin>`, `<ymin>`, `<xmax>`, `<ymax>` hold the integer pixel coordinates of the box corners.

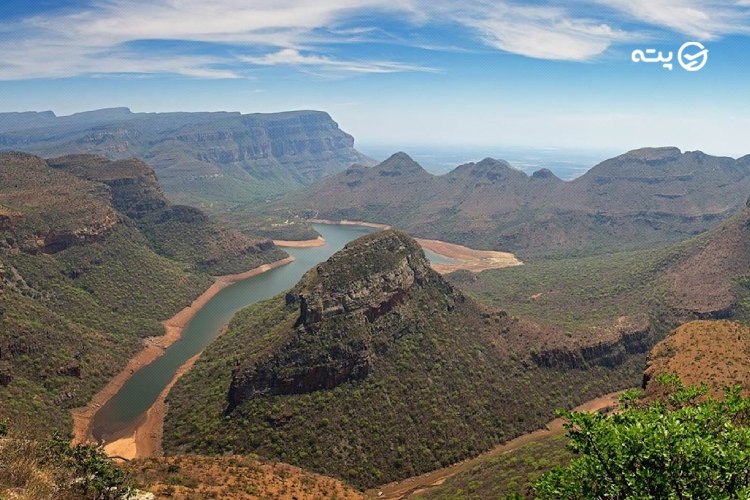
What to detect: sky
<box><xmin>1</xmin><ymin>1</ymin><xmax>750</xmax><ymax>158</ymax></box>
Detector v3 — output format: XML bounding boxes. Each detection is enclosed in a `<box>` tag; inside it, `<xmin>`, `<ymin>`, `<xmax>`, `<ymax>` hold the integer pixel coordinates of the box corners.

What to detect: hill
<box><xmin>276</xmin><ymin>149</ymin><xmax>750</xmax><ymax>259</ymax></box>
<box><xmin>0</xmin><ymin>108</ymin><xmax>373</xmax><ymax>233</ymax></box>
<box><xmin>642</xmin><ymin>320</ymin><xmax>750</xmax><ymax>400</ymax></box>
<box><xmin>163</xmin><ymin>230</ymin><xmax>651</xmax><ymax>488</ymax></box>
<box><xmin>0</xmin><ymin>152</ymin><xmax>284</xmax><ymax>433</ymax></box>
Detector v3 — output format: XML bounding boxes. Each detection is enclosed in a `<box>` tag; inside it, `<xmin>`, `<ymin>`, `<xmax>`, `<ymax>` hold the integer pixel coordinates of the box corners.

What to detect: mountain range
<box><xmin>0</xmin><ymin>108</ymin><xmax>373</xmax><ymax>230</ymax></box>
<box><xmin>276</xmin><ymin>148</ymin><xmax>750</xmax><ymax>259</ymax></box>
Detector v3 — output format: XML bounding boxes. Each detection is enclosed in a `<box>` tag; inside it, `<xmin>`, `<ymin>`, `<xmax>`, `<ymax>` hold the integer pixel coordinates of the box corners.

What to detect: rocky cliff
<box><xmin>0</xmin><ymin>108</ymin><xmax>373</xmax><ymax>228</ymax></box>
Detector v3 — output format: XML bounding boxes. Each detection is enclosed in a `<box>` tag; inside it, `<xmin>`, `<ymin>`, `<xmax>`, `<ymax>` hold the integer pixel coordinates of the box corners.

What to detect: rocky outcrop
<box><xmin>531</xmin><ymin>316</ymin><xmax>652</xmax><ymax>369</ymax></box>
<box><xmin>228</xmin><ymin>230</ymin><xmax>454</xmax><ymax>406</ymax></box>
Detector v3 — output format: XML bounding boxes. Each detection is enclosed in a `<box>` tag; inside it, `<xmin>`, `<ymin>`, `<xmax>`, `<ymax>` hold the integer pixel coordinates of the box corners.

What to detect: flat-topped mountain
<box><xmin>164</xmin><ymin>230</ymin><xmax>649</xmax><ymax>488</ymax></box>
<box><xmin>0</xmin><ymin>152</ymin><xmax>285</xmax><ymax>432</ymax></box>
<box><xmin>279</xmin><ymin>148</ymin><xmax>750</xmax><ymax>258</ymax></box>
<box><xmin>0</xmin><ymin>108</ymin><xmax>373</xmax><ymax>226</ymax></box>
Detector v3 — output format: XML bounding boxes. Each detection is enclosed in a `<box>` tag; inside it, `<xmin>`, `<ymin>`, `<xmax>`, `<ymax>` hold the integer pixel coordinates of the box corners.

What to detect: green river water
<box><xmin>90</xmin><ymin>223</ymin><xmax>455</xmax><ymax>441</ymax></box>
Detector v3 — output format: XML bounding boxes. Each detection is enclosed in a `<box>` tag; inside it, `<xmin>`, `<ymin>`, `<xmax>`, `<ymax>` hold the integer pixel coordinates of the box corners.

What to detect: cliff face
<box><xmin>48</xmin><ymin>155</ymin><xmax>168</xmax><ymax>218</ymax></box>
<box><xmin>0</xmin><ymin>109</ymin><xmax>373</xmax><ymax>222</ymax></box>
<box><xmin>229</xmin><ymin>230</ymin><xmax>450</xmax><ymax>404</ymax></box>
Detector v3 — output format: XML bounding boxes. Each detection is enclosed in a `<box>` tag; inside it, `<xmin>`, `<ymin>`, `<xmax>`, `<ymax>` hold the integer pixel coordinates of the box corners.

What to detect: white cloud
<box><xmin>240</xmin><ymin>48</ymin><xmax>435</xmax><ymax>75</ymax></box>
<box><xmin>0</xmin><ymin>0</ymin><xmax>749</xmax><ymax>79</ymax></box>
<box><xmin>453</xmin><ymin>4</ymin><xmax>628</xmax><ymax>61</ymax></box>
<box><xmin>590</xmin><ymin>0</ymin><xmax>750</xmax><ymax>40</ymax></box>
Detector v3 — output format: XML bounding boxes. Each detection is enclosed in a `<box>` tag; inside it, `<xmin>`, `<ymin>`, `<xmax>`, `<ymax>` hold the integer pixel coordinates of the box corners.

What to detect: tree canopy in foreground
<box><xmin>535</xmin><ymin>376</ymin><xmax>750</xmax><ymax>499</ymax></box>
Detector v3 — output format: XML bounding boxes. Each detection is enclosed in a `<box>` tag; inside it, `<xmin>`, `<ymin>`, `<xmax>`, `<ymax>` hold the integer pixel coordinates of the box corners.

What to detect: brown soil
<box><xmin>415</xmin><ymin>237</ymin><xmax>523</xmax><ymax>273</ymax></box>
<box><xmin>366</xmin><ymin>390</ymin><xmax>624</xmax><ymax>500</ymax></box>
<box><xmin>643</xmin><ymin>319</ymin><xmax>750</xmax><ymax>401</ymax></box>
<box><xmin>273</xmin><ymin>236</ymin><xmax>326</xmax><ymax>247</ymax></box>
<box><xmin>71</xmin><ymin>257</ymin><xmax>295</xmax><ymax>455</ymax></box>
<box><xmin>128</xmin><ymin>454</ymin><xmax>366</xmax><ymax>500</ymax></box>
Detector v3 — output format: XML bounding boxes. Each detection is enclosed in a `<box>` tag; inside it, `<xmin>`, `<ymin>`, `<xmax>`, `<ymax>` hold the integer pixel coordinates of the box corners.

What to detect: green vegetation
<box><xmin>448</xmin><ymin>245</ymin><xmax>682</xmax><ymax>334</ymax></box>
<box><xmin>415</xmin><ymin>434</ymin><xmax>571</xmax><ymax>500</ymax></box>
<box><xmin>535</xmin><ymin>377</ymin><xmax>750</xmax><ymax>499</ymax></box>
<box><xmin>0</xmin><ymin>424</ymin><xmax>132</xmax><ymax>499</ymax></box>
<box><xmin>0</xmin><ymin>152</ymin><xmax>284</xmax><ymax>433</ymax></box>
<box><xmin>137</xmin><ymin>205</ymin><xmax>288</xmax><ymax>276</ymax></box>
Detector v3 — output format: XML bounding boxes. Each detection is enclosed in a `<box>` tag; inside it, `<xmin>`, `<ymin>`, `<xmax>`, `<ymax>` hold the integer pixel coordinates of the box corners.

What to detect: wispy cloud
<box><xmin>590</xmin><ymin>0</ymin><xmax>750</xmax><ymax>40</ymax></box>
<box><xmin>240</xmin><ymin>48</ymin><xmax>436</xmax><ymax>75</ymax></box>
<box><xmin>452</xmin><ymin>4</ymin><xmax>630</xmax><ymax>61</ymax></box>
<box><xmin>0</xmin><ymin>0</ymin><xmax>749</xmax><ymax>79</ymax></box>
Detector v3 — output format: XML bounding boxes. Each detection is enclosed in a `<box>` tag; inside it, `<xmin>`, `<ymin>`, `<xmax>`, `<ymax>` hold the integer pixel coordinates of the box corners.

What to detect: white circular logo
<box><xmin>678</xmin><ymin>42</ymin><xmax>708</xmax><ymax>71</ymax></box>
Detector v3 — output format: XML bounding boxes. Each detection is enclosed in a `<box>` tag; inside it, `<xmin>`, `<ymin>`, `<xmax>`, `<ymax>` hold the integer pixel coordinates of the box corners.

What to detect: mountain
<box><xmin>0</xmin><ymin>108</ymin><xmax>373</xmax><ymax>230</ymax></box>
<box><xmin>163</xmin><ymin>230</ymin><xmax>650</xmax><ymax>488</ymax></box>
<box><xmin>0</xmin><ymin>152</ymin><xmax>284</xmax><ymax>432</ymax></box>
<box><xmin>277</xmin><ymin>148</ymin><xmax>750</xmax><ymax>259</ymax></box>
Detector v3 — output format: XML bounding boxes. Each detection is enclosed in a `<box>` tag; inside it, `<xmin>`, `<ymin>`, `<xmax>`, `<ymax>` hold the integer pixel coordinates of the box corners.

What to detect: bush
<box><xmin>535</xmin><ymin>376</ymin><xmax>750</xmax><ymax>499</ymax></box>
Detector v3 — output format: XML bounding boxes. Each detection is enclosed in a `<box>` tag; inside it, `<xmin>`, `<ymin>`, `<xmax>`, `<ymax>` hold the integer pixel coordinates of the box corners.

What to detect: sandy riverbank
<box><xmin>415</xmin><ymin>238</ymin><xmax>523</xmax><ymax>274</ymax></box>
<box><xmin>307</xmin><ymin>219</ymin><xmax>521</xmax><ymax>273</ymax></box>
<box><xmin>71</xmin><ymin>256</ymin><xmax>295</xmax><ymax>456</ymax></box>
<box><xmin>273</xmin><ymin>236</ymin><xmax>326</xmax><ymax>247</ymax></box>
<box><xmin>368</xmin><ymin>390</ymin><xmax>624</xmax><ymax>499</ymax></box>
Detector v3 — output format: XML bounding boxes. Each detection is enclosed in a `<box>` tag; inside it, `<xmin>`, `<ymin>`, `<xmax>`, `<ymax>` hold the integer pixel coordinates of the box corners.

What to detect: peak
<box><xmin>474</xmin><ymin>157</ymin><xmax>512</xmax><ymax>169</ymax></box>
<box><xmin>375</xmin><ymin>152</ymin><xmax>427</xmax><ymax>177</ymax></box>
<box><xmin>620</xmin><ymin>147</ymin><xmax>682</xmax><ymax>162</ymax></box>
<box><xmin>383</xmin><ymin>152</ymin><xmax>417</xmax><ymax>164</ymax></box>
<box><xmin>532</xmin><ymin>168</ymin><xmax>560</xmax><ymax>180</ymax></box>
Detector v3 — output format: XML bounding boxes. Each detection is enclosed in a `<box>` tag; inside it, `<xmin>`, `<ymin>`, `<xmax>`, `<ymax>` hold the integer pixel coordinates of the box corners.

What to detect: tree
<box><xmin>534</xmin><ymin>376</ymin><xmax>750</xmax><ymax>499</ymax></box>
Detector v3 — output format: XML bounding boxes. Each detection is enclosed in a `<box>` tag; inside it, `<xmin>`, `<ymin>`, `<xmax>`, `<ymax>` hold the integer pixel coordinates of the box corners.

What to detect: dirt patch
<box><xmin>71</xmin><ymin>257</ymin><xmax>295</xmax><ymax>454</ymax></box>
<box><xmin>415</xmin><ymin>238</ymin><xmax>523</xmax><ymax>273</ymax></box>
<box><xmin>367</xmin><ymin>390</ymin><xmax>624</xmax><ymax>499</ymax></box>
<box><xmin>128</xmin><ymin>454</ymin><xmax>366</xmax><ymax>500</ymax></box>
<box><xmin>273</xmin><ymin>236</ymin><xmax>326</xmax><ymax>247</ymax></box>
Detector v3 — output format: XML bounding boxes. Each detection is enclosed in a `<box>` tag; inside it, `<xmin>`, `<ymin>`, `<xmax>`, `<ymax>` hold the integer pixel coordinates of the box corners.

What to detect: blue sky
<box><xmin>1</xmin><ymin>1</ymin><xmax>750</xmax><ymax>157</ymax></box>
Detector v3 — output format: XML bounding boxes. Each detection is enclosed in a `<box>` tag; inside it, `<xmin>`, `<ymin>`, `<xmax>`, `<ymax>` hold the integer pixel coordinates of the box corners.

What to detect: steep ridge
<box><xmin>279</xmin><ymin>149</ymin><xmax>750</xmax><ymax>259</ymax></box>
<box><xmin>0</xmin><ymin>108</ymin><xmax>373</xmax><ymax>216</ymax></box>
<box><xmin>0</xmin><ymin>152</ymin><xmax>282</xmax><ymax>433</ymax></box>
<box><xmin>164</xmin><ymin>230</ymin><xmax>648</xmax><ymax>488</ymax></box>
<box><xmin>47</xmin><ymin>154</ymin><xmax>286</xmax><ymax>275</ymax></box>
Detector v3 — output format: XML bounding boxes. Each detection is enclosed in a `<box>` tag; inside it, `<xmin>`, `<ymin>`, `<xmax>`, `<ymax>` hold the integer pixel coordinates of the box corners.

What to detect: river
<box><xmin>90</xmin><ymin>223</ymin><xmax>455</xmax><ymax>441</ymax></box>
